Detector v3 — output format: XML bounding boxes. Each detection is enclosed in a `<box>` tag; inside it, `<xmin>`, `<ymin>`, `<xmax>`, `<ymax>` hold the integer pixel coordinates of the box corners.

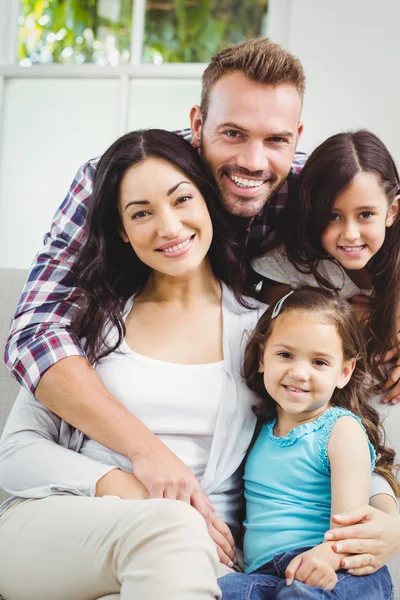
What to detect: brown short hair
<box><xmin>201</xmin><ymin>37</ymin><xmax>306</xmax><ymax>119</ymax></box>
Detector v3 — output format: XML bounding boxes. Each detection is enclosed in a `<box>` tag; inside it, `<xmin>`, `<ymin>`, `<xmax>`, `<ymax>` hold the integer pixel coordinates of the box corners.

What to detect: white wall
<box><xmin>1</xmin><ymin>0</ymin><xmax>400</xmax><ymax>268</ymax></box>
<box><xmin>267</xmin><ymin>0</ymin><xmax>400</xmax><ymax>162</ymax></box>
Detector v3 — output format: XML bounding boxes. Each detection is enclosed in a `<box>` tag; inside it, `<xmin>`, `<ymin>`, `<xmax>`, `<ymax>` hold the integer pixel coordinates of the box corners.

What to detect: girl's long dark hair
<box><xmin>243</xmin><ymin>287</ymin><xmax>400</xmax><ymax>496</ymax></box>
<box><xmin>263</xmin><ymin>130</ymin><xmax>400</xmax><ymax>386</ymax></box>
<box><xmin>72</xmin><ymin>129</ymin><xmax>250</xmax><ymax>363</ymax></box>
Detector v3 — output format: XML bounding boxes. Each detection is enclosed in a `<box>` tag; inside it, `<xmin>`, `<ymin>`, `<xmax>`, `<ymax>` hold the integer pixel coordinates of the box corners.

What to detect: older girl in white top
<box><xmin>253</xmin><ymin>130</ymin><xmax>400</xmax><ymax>404</ymax></box>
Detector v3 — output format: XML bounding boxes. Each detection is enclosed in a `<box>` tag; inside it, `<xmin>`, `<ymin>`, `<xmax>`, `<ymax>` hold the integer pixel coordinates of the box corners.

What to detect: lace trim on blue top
<box><xmin>265</xmin><ymin>407</ymin><xmax>376</xmax><ymax>474</ymax></box>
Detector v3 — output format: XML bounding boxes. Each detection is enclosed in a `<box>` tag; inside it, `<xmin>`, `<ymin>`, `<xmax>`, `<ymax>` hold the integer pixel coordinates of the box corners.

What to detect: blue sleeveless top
<box><xmin>243</xmin><ymin>407</ymin><xmax>376</xmax><ymax>573</ymax></box>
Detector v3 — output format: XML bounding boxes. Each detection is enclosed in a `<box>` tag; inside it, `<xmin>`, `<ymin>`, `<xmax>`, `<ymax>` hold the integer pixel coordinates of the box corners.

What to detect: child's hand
<box><xmin>285</xmin><ymin>544</ymin><xmax>340</xmax><ymax>591</ymax></box>
<box><xmin>207</xmin><ymin>512</ymin><xmax>235</xmax><ymax>568</ymax></box>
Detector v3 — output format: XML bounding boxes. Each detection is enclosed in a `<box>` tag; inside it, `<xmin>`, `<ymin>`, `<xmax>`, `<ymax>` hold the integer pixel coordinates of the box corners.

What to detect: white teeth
<box><xmin>286</xmin><ymin>385</ymin><xmax>307</xmax><ymax>393</ymax></box>
<box><xmin>340</xmin><ymin>245</ymin><xmax>365</xmax><ymax>252</ymax></box>
<box><xmin>160</xmin><ymin>237</ymin><xmax>192</xmax><ymax>253</ymax></box>
<box><xmin>229</xmin><ymin>174</ymin><xmax>264</xmax><ymax>188</ymax></box>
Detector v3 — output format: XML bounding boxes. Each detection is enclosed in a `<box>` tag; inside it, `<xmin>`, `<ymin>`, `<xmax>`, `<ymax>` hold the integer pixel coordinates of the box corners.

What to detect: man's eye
<box><xmin>224</xmin><ymin>130</ymin><xmax>241</xmax><ymax>138</ymax></box>
<box><xmin>132</xmin><ymin>211</ymin><xmax>150</xmax><ymax>220</ymax></box>
<box><xmin>269</xmin><ymin>137</ymin><xmax>287</xmax><ymax>144</ymax></box>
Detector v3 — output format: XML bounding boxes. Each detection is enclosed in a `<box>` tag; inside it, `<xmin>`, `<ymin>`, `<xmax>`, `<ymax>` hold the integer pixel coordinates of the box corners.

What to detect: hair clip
<box><xmin>271</xmin><ymin>290</ymin><xmax>294</xmax><ymax>319</ymax></box>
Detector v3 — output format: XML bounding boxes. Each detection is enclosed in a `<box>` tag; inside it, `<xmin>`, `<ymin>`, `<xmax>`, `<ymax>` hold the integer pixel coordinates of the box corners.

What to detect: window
<box><xmin>18</xmin><ymin>0</ymin><xmax>269</xmax><ymax>66</ymax></box>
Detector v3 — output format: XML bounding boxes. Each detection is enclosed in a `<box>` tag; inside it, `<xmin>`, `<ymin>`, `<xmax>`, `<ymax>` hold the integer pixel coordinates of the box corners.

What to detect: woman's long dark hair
<box><xmin>243</xmin><ymin>287</ymin><xmax>400</xmax><ymax>495</ymax></box>
<box><xmin>72</xmin><ymin>129</ymin><xmax>250</xmax><ymax>363</ymax></box>
<box><xmin>263</xmin><ymin>130</ymin><xmax>400</xmax><ymax>385</ymax></box>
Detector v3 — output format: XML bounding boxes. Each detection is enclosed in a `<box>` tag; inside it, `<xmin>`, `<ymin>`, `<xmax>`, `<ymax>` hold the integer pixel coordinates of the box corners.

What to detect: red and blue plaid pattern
<box><xmin>4</xmin><ymin>128</ymin><xmax>307</xmax><ymax>393</ymax></box>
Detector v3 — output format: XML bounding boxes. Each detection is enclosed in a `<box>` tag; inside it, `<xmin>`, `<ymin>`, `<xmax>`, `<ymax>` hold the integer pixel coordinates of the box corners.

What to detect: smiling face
<box><xmin>321</xmin><ymin>171</ymin><xmax>399</xmax><ymax>270</ymax></box>
<box><xmin>118</xmin><ymin>157</ymin><xmax>213</xmax><ymax>279</ymax></box>
<box><xmin>259</xmin><ymin>310</ymin><xmax>354</xmax><ymax>421</ymax></box>
<box><xmin>190</xmin><ymin>72</ymin><xmax>303</xmax><ymax>218</ymax></box>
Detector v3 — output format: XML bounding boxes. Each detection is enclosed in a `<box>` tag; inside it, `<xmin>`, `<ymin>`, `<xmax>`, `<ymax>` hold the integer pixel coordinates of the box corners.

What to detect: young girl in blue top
<box><xmin>218</xmin><ymin>287</ymin><xmax>399</xmax><ymax>599</ymax></box>
<box><xmin>252</xmin><ymin>130</ymin><xmax>400</xmax><ymax>404</ymax></box>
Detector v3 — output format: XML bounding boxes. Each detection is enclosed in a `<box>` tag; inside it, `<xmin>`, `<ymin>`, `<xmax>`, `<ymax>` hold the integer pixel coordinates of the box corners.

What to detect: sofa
<box><xmin>0</xmin><ymin>266</ymin><xmax>400</xmax><ymax>598</ymax></box>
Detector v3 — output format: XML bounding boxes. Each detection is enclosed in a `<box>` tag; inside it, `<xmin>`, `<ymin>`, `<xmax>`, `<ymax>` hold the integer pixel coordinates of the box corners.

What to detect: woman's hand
<box><xmin>207</xmin><ymin>513</ymin><xmax>235</xmax><ymax>568</ymax></box>
<box><xmin>285</xmin><ymin>544</ymin><xmax>340</xmax><ymax>590</ymax></box>
<box><xmin>96</xmin><ymin>468</ymin><xmax>149</xmax><ymax>499</ymax></box>
<box><xmin>380</xmin><ymin>347</ymin><xmax>400</xmax><ymax>404</ymax></box>
<box><xmin>325</xmin><ymin>505</ymin><xmax>400</xmax><ymax>575</ymax></box>
<box><xmin>132</xmin><ymin>445</ymin><xmax>212</xmax><ymax>522</ymax></box>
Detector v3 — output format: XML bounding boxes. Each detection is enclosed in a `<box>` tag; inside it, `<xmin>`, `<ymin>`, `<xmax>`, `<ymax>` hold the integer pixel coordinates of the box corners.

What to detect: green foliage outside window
<box><xmin>18</xmin><ymin>0</ymin><xmax>268</xmax><ymax>65</ymax></box>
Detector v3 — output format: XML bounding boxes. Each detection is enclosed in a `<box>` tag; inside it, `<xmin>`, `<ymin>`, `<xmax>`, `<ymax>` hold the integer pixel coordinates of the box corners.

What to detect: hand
<box><xmin>132</xmin><ymin>445</ymin><xmax>213</xmax><ymax>522</ymax></box>
<box><xmin>285</xmin><ymin>544</ymin><xmax>339</xmax><ymax>591</ymax></box>
<box><xmin>325</xmin><ymin>505</ymin><xmax>400</xmax><ymax>575</ymax></box>
<box><xmin>207</xmin><ymin>512</ymin><xmax>235</xmax><ymax>568</ymax></box>
<box><xmin>380</xmin><ymin>348</ymin><xmax>400</xmax><ymax>404</ymax></box>
<box><xmin>96</xmin><ymin>468</ymin><xmax>149</xmax><ymax>499</ymax></box>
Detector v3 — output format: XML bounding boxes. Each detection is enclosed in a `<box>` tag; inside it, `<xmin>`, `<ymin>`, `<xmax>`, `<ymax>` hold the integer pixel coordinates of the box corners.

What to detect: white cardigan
<box><xmin>0</xmin><ymin>285</ymin><xmax>265</xmax><ymax>531</ymax></box>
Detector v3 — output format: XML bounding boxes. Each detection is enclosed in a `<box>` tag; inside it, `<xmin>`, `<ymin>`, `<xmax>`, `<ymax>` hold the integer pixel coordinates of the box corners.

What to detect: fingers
<box><xmin>191</xmin><ymin>489</ymin><xmax>211</xmax><ymax>523</ymax></box>
<box><xmin>348</xmin><ymin>565</ymin><xmax>376</xmax><ymax>576</ymax></box>
<box><xmin>327</xmin><ymin>506</ymin><xmax>372</xmax><ymax>531</ymax></box>
<box><xmin>285</xmin><ymin>555</ymin><xmax>302</xmax><ymax>585</ymax></box>
<box><xmin>210</xmin><ymin>525</ymin><xmax>234</xmax><ymax>565</ymax></box>
<box><xmin>340</xmin><ymin>553</ymin><xmax>378</xmax><ymax>572</ymax></box>
<box><xmin>215</xmin><ymin>543</ymin><xmax>234</xmax><ymax>568</ymax></box>
<box><xmin>381</xmin><ymin>367</ymin><xmax>400</xmax><ymax>404</ymax></box>
<box><xmin>211</xmin><ymin>514</ymin><xmax>235</xmax><ymax>550</ymax></box>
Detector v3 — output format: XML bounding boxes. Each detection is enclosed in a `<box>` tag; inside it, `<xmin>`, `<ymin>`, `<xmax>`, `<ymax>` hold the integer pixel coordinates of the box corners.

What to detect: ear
<box><xmin>386</xmin><ymin>195</ymin><xmax>399</xmax><ymax>227</ymax></box>
<box><xmin>258</xmin><ymin>346</ymin><xmax>265</xmax><ymax>373</ymax></box>
<box><xmin>296</xmin><ymin>121</ymin><xmax>304</xmax><ymax>146</ymax></box>
<box><xmin>119</xmin><ymin>228</ymin><xmax>129</xmax><ymax>243</ymax></box>
<box><xmin>336</xmin><ymin>358</ymin><xmax>356</xmax><ymax>390</ymax></box>
<box><xmin>190</xmin><ymin>105</ymin><xmax>202</xmax><ymax>149</ymax></box>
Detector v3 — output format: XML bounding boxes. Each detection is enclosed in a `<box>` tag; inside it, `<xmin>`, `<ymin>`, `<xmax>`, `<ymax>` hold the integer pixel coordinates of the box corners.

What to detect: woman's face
<box><xmin>118</xmin><ymin>157</ymin><xmax>213</xmax><ymax>279</ymax></box>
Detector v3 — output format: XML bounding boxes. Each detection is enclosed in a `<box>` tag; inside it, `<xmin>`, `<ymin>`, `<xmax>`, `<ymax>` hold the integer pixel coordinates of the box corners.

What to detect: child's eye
<box><xmin>359</xmin><ymin>211</ymin><xmax>374</xmax><ymax>219</ymax></box>
<box><xmin>278</xmin><ymin>352</ymin><xmax>292</xmax><ymax>359</ymax></box>
<box><xmin>131</xmin><ymin>210</ymin><xmax>150</xmax><ymax>220</ymax></box>
<box><xmin>313</xmin><ymin>359</ymin><xmax>328</xmax><ymax>367</ymax></box>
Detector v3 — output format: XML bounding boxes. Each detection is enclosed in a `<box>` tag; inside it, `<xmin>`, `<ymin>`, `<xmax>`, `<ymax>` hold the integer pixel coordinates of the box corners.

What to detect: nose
<box><xmin>288</xmin><ymin>363</ymin><xmax>310</xmax><ymax>382</ymax></box>
<box><xmin>342</xmin><ymin>220</ymin><xmax>361</xmax><ymax>243</ymax></box>
<box><xmin>236</xmin><ymin>140</ymin><xmax>268</xmax><ymax>174</ymax></box>
<box><xmin>156</xmin><ymin>209</ymin><xmax>183</xmax><ymax>239</ymax></box>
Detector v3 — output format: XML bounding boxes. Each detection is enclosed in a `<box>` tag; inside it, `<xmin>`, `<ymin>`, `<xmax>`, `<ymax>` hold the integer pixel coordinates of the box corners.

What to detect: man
<box><xmin>4</xmin><ymin>38</ymin><xmax>400</xmax><ymax>574</ymax></box>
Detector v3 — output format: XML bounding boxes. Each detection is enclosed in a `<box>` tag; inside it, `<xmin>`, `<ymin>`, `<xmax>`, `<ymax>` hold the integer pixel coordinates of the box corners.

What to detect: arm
<box><xmin>0</xmin><ymin>388</ymin><xmax>116</xmax><ymax>498</ymax></box>
<box><xmin>286</xmin><ymin>416</ymin><xmax>372</xmax><ymax>589</ymax></box>
<box><xmin>3</xmin><ymin>160</ymin><xmax>210</xmax><ymax>516</ymax></box>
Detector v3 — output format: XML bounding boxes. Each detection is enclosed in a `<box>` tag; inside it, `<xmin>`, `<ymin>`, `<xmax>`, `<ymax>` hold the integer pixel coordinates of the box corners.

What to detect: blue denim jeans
<box><xmin>218</xmin><ymin>546</ymin><xmax>393</xmax><ymax>599</ymax></box>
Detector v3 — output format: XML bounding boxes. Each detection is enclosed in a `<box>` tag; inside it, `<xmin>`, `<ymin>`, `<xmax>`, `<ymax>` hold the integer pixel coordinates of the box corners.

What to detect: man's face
<box><xmin>190</xmin><ymin>72</ymin><xmax>303</xmax><ymax>218</ymax></box>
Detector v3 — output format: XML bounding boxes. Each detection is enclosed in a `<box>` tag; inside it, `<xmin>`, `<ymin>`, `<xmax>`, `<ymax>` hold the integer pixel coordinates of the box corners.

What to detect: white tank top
<box><xmin>82</xmin><ymin>339</ymin><xmax>225</xmax><ymax>480</ymax></box>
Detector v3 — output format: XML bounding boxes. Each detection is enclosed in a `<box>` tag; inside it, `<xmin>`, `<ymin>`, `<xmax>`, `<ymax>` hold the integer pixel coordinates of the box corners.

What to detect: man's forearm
<box><xmin>36</xmin><ymin>355</ymin><xmax>163</xmax><ymax>461</ymax></box>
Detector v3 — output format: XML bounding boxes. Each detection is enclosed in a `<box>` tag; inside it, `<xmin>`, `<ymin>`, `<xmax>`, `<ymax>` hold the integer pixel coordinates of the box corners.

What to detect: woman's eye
<box><xmin>330</xmin><ymin>213</ymin><xmax>340</xmax><ymax>221</ymax></box>
<box><xmin>359</xmin><ymin>211</ymin><xmax>373</xmax><ymax>219</ymax></box>
<box><xmin>176</xmin><ymin>195</ymin><xmax>191</xmax><ymax>205</ymax></box>
<box><xmin>131</xmin><ymin>211</ymin><xmax>150</xmax><ymax>220</ymax></box>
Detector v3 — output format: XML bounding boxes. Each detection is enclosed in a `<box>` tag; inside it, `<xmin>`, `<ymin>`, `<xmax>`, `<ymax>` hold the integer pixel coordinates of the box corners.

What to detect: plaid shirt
<box><xmin>4</xmin><ymin>128</ymin><xmax>307</xmax><ymax>393</ymax></box>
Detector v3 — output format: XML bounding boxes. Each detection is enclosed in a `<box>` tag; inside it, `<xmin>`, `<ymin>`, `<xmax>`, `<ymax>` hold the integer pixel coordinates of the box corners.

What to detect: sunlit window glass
<box><xmin>18</xmin><ymin>0</ymin><xmax>133</xmax><ymax>65</ymax></box>
<box><xmin>143</xmin><ymin>0</ymin><xmax>269</xmax><ymax>64</ymax></box>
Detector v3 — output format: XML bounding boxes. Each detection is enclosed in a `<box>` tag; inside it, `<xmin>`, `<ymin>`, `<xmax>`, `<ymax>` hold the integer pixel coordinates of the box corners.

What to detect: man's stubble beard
<box><xmin>199</xmin><ymin>139</ymin><xmax>286</xmax><ymax>219</ymax></box>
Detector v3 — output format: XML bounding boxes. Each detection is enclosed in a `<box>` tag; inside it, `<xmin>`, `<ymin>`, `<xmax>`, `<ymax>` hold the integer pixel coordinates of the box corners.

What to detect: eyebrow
<box><xmin>218</xmin><ymin>122</ymin><xmax>294</xmax><ymax>139</ymax></box>
<box><xmin>124</xmin><ymin>181</ymin><xmax>190</xmax><ymax>211</ymax></box>
<box><xmin>271</xmin><ymin>344</ymin><xmax>335</xmax><ymax>360</ymax></box>
<box><xmin>333</xmin><ymin>205</ymin><xmax>379</xmax><ymax>212</ymax></box>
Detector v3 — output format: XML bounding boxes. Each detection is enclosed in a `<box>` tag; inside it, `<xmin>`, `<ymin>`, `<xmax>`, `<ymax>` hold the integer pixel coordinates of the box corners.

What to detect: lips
<box><xmin>283</xmin><ymin>384</ymin><xmax>309</xmax><ymax>394</ymax></box>
<box><xmin>156</xmin><ymin>234</ymin><xmax>194</xmax><ymax>253</ymax></box>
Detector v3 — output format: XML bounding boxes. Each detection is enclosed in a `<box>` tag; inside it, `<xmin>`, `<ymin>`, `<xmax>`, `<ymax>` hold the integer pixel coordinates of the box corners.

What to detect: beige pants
<box><xmin>0</xmin><ymin>496</ymin><xmax>221</xmax><ymax>600</ymax></box>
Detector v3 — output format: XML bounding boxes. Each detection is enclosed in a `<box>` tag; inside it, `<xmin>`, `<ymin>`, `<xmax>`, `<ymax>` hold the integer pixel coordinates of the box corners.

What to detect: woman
<box><xmin>0</xmin><ymin>130</ymin><xmax>264</xmax><ymax>600</ymax></box>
